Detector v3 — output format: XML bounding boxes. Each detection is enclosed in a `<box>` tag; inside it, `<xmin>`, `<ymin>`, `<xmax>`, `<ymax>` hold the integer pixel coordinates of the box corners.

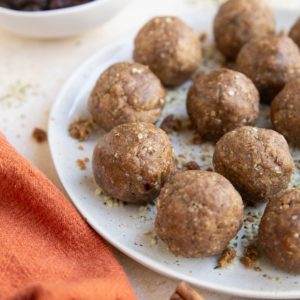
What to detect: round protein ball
<box><xmin>289</xmin><ymin>18</ymin><xmax>300</xmax><ymax>49</ymax></box>
<box><xmin>92</xmin><ymin>123</ymin><xmax>175</xmax><ymax>204</ymax></box>
<box><xmin>213</xmin><ymin>126</ymin><xmax>294</xmax><ymax>203</ymax></box>
<box><xmin>88</xmin><ymin>62</ymin><xmax>166</xmax><ymax>131</ymax></box>
<box><xmin>133</xmin><ymin>16</ymin><xmax>201</xmax><ymax>86</ymax></box>
<box><xmin>187</xmin><ymin>68</ymin><xmax>259</xmax><ymax>141</ymax></box>
<box><xmin>259</xmin><ymin>189</ymin><xmax>300</xmax><ymax>273</ymax></box>
<box><xmin>155</xmin><ymin>170</ymin><xmax>244</xmax><ymax>257</ymax></box>
<box><xmin>236</xmin><ymin>35</ymin><xmax>300</xmax><ymax>102</ymax></box>
<box><xmin>271</xmin><ymin>78</ymin><xmax>300</xmax><ymax>147</ymax></box>
<box><xmin>214</xmin><ymin>0</ymin><xmax>275</xmax><ymax>61</ymax></box>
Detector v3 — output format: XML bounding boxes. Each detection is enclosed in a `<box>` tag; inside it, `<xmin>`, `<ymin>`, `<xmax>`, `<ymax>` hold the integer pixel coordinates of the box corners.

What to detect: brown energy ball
<box><xmin>187</xmin><ymin>68</ymin><xmax>259</xmax><ymax>141</ymax></box>
<box><xmin>88</xmin><ymin>62</ymin><xmax>166</xmax><ymax>131</ymax></box>
<box><xmin>214</xmin><ymin>0</ymin><xmax>275</xmax><ymax>61</ymax></box>
<box><xmin>155</xmin><ymin>171</ymin><xmax>243</xmax><ymax>257</ymax></box>
<box><xmin>271</xmin><ymin>78</ymin><xmax>300</xmax><ymax>147</ymax></box>
<box><xmin>92</xmin><ymin>122</ymin><xmax>175</xmax><ymax>204</ymax></box>
<box><xmin>236</xmin><ymin>35</ymin><xmax>300</xmax><ymax>102</ymax></box>
<box><xmin>133</xmin><ymin>16</ymin><xmax>201</xmax><ymax>86</ymax></box>
<box><xmin>289</xmin><ymin>17</ymin><xmax>300</xmax><ymax>49</ymax></box>
<box><xmin>259</xmin><ymin>189</ymin><xmax>300</xmax><ymax>273</ymax></box>
<box><xmin>213</xmin><ymin>126</ymin><xmax>294</xmax><ymax>203</ymax></box>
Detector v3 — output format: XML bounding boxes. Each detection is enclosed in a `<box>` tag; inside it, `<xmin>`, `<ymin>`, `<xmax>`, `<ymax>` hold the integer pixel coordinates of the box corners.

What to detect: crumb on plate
<box><xmin>184</xmin><ymin>161</ymin><xmax>201</xmax><ymax>170</ymax></box>
<box><xmin>240</xmin><ymin>244</ymin><xmax>259</xmax><ymax>268</ymax></box>
<box><xmin>160</xmin><ymin>114</ymin><xmax>183</xmax><ymax>133</ymax></box>
<box><xmin>76</xmin><ymin>157</ymin><xmax>89</xmax><ymax>170</ymax></box>
<box><xmin>68</xmin><ymin>117</ymin><xmax>94</xmax><ymax>141</ymax></box>
<box><xmin>217</xmin><ymin>248</ymin><xmax>236</xmax><ymax>268</ymax></box>
<box><xmin>32</xmin><ymin>128</ymin><xmax>47</xmax><ymax>143</ymax></box>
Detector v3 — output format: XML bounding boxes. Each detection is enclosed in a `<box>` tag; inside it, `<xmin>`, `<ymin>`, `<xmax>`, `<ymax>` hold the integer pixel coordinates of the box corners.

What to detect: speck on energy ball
<box><xmin>133</xmin><ymin>16</ymin><xmax>202</xmax><ymax>86</ymax></box>
<box><xmin>187</xmin><ymin>68</ymin><xmax>259</xmax><ymax>141</ymax></box>
<box><xmin>214</xmin><ymin>0</ymin><xmax>275</xmax><ymax>61</ymax></box>
<box><xmin>259</xmin><ymin>189</ymin><xmax>300</xmax><ymax>274</ymax></box>
<box><xmin>92</xmin><ymin>123</ymin><xmax>175</xmax><ymax>204</ymax></box>
<box><xmin>236</xmin><ymin>34</ymin><xmax>300</xmax><ymax>102</ymax></box>
<box><xmin>213</xmin><ymin>126</ymin><xmax>294</xmax><ymax>203</ymax></box>
<box><xmin>155</xmin><ymin>171</ymin><xmax>243</xmax><ymax>257</ymax></box>
<box><xmin>271</xmin><ymin>78</ymin><xmax>300</xmax><ymax>147</ymax></box>
<box><xmin>88</xmin><ymin>62</ymin><xmax>166</xmax><ymax>131</ymax></box>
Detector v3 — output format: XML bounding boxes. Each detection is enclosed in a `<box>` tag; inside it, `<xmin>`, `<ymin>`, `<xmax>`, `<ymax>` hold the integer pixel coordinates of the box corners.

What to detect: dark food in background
<box><xmin>0</xmin><ymin>0</ymin><xmax>10</xmax><ymax>7</ymax></box>
<box><xmin>0</xmin><ymin>0</ymin><xmax>93</xmax><ymax>11</ymax></box>
<box><xmin>49</xmin><ymin>0</ymin><xmax>91</xmax><ymax>9</ymax></box>
<box><xmin>9</xmin><ymin>0</ymin><xmax>47</xmax><ymax>10</ymax></box>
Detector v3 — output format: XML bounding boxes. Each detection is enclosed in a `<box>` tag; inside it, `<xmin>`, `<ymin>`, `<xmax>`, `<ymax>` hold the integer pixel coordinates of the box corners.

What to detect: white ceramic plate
<box><xmin>48</xmin><ymin>8</ymin><xmax>300</xmax><ymax>299</ymax></box>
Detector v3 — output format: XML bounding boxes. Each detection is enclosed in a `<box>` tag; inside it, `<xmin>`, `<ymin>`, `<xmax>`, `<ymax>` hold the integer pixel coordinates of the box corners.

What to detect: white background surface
<box><xmin>1</xmin><ymin>0</ymin><xmax>300</xmax><ymax>299</ymax></box>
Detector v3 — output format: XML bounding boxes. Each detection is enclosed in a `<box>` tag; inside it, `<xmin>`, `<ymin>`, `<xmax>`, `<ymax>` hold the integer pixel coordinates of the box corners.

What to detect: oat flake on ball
<box><xmin>259</xmin><ymin>189</ymin><xmax>300</xmax><ymax>274</ymax></box>
<box><xmin>213</xmin><ymin>126</ymin><xmax>294</xmax><ymax>204</ymax></box>
<box><xmin>214</xmin><ymin>0</ymin><xmax>275</xmax><ymax>61</ymax></box>
<box><xmin>133</xmin><ymin>16</ymin><xmax>201</xmax><ymax>86</ymax></box>
<box><xmin>187</xmin><ymin>68</ymin><xmax>259</xmax><ymax>141</ymax></box>
<box><xmin>92</xmin><ymin>122</ymin><xmax>175</xmax><ymax>204</ymax></box>
<box><xmin>155</xmin><ymin>170</ymin><xmax>244</xmax><ymax>257</ymax></box>
<box><xmin>236</xmin><ymin>34</ymin><xmax>300</xmax><ymax>103</ymax></box>
<box><xmin>88</xmin><ymin>62</ymin><xmax>166</xmax><ymax>131</ymax></box>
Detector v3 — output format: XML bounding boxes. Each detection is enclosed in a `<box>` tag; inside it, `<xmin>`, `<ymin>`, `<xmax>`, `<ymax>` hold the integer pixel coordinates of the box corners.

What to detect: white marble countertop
<box><xmin>1</xmin><ymin>0</ymin><xmax>300</xmax><ymax>299</ymax></box>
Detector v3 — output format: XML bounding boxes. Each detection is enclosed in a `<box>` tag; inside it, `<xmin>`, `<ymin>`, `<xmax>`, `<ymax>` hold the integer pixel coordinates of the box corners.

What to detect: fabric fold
<box><xmin>0</xmin><ymin>133</ymin><xmax>136</xmax><ymax>300</ymax></box>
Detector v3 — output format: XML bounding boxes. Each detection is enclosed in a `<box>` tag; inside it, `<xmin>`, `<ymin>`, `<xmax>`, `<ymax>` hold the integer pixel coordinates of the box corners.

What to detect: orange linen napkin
<box><xmin>0</xmin><ymin>133</ymin><xmax>137</xmax><ymax>300</ymax></box>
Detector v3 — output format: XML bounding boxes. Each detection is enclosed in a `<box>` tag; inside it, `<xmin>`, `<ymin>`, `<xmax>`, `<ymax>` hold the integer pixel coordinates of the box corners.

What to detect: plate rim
<box><xmin>48</xmin><ymin>14</ymin><xmax>300</xmax><ymax>299</ymax></box>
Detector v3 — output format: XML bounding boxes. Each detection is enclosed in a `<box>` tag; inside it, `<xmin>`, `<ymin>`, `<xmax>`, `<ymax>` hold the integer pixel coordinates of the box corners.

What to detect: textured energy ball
<box><xmin>187</xmin><ymin>68</ymin><xmax>259</xmax><ymax>141</ymax></box>
<box><xmin>155</xmin><ymin>171</ymin><xmax>243</xmax><ymax>257</ymax></box>
<box><xmin>88</xmin><ymin>62</ymin><xmax>166</xmax><ymax>131</ymax></box>
<box><xmin>259</xmin><ymin>189</ymin><xmax>300</xmax><ymax>273</ymax></box>
<box><xmin>213</xmin><ymin>126</ymin><xmax>294</xmax><ymax>203</ymax></box>
<box><xmin>133</xmin><ymin>16</ymin><xmax>201</xmax><ymax>86</ymax></box>
<box><xmin>236</xmin><ymin>35</ymin><xmax>300</xmax><ymax>102</ymax></box>
<box><xmin>214</xmin><ymin>0</ymin><xmax>275</xmax><ymax>61</ymax></box>
<box><xmin>271</xmin><ymin>78</ymin><xmax>300</xmax><ymax>146</ymax></box>
<box><xmin>92</xmin><ymin>123</ymin><xmax>175</xmax><ymax>204</ymax></box>
<box><xmin>289</xmin><ymin>18</ymin><xmax>300</xmax><ymax>49</ymax></box>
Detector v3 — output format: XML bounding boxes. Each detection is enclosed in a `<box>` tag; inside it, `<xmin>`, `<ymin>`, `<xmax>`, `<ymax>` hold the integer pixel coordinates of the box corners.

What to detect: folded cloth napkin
<box><xmin>0</xmin><ymin>133</ymin><xmax>137</xmax><ymax>300</ymax></box>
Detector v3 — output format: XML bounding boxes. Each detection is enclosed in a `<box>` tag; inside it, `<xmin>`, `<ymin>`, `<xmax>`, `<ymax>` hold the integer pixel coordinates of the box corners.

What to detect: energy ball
<box><xmin>133</xmin><ymin>16</ymin><xmax>201</xmax><ymax>86</ymax></box>
<box><xmin>88</xmin><ymin>62</ymin><xmax>166</xmax><ymax>131</ymax></box>
<box><xmin>213</xmin><ymin>126</ymin><xmax>294</xmax><ymax>203</ymax></box>
<box><xmin>92</xmin><ymin>123</ymin><xmax>175</xmax><ymax>204</ymax></box>
<box><xmin>236</xmin><ymin>35</ymin><xmax>300</xmax><ymax>102</ymax></box>
<box><xmin>187</xmin><ymin>68</ymin><xmax>259</xmax><ymax>141</ymax></box>
<box><xmin>155</xmin><ymin>171</ymin><xmax>243</xmax><ymax>257</ymax></box>
<box><xmin>289</xmin><ymin>18</ymin><xmax>300</xmax><ymax>49</ymax></box>
<box><xmin>271</xmin><ymin>78</ymin><xmax>300</xmax><ymax>146</ymax></box>
<box><xmin>259</xmin><ymin>189</ymin><xmax>300</xmax><ymax>273</ymax></box>
<box><xmin>214</xmin><ymin>0</ymin><xmax>275</xmax><ymax>61</ymax></box>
